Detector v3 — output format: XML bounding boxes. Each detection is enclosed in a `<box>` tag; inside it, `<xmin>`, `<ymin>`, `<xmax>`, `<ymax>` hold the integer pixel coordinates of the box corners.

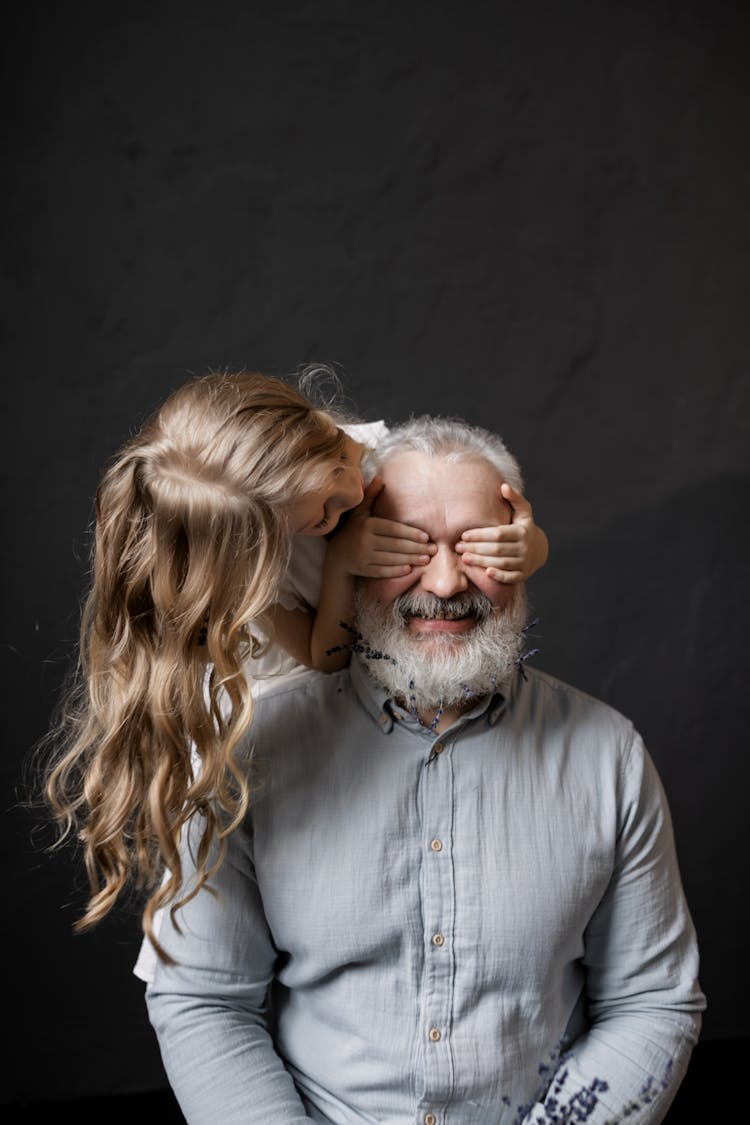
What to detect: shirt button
<box><xmin>430</xmin><ymin>838</ymin><xmax>443</xmax><ymax>852</ymax></box>
<box><xmin>428</xmin><ymin>1027</ymin><xmax>441</xmax><ymax>1042</ymax></box>
<box><xmin>433</xmin><ymin>741</ymin><xmax>443</xmax><ymax>754</ymax></box>
<box><xmin>425</xmin><ymin>1115</ymin><xmax>437</xmax><ymax>1125</ymax></box>
<box><xmin>432</xmin><ymin>933</ymin><xmax>445</xmax><ymax>947</ymax></box>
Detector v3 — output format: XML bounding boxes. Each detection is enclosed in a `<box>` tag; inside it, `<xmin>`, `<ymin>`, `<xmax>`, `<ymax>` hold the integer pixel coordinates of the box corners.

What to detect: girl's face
<box><xmin>291</xmin><ymin>434</ymin><xmax>366</xmax><ymax>537</ymax></box>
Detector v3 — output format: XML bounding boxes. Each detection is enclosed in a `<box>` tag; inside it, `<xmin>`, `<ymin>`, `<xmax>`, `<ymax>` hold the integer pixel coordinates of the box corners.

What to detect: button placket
<box><xmin>418</xmin><ymin>733</ymin><xmax>456</xmax><ymax>1109</ymax></box>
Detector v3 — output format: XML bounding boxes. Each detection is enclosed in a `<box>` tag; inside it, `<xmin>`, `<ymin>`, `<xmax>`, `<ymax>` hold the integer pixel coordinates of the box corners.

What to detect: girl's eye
<box><xmin>314</xmin><ymin>514</ymin><xmax>329</xmax><ymax>530</ymax></box>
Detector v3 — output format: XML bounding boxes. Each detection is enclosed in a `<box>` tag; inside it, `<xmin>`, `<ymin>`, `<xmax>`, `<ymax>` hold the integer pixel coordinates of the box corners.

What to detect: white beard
<box><xmin>353</xmin><ymin>585</ymin><xmax>529</xmax><ymax>711</ymax></box>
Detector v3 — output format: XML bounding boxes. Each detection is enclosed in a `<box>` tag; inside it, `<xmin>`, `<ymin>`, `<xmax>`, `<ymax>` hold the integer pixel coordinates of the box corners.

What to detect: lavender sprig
<box><xmin>501</xmin><ymin>1051</ymin><xmax>674</xmax><ymax>1125</ymax></box>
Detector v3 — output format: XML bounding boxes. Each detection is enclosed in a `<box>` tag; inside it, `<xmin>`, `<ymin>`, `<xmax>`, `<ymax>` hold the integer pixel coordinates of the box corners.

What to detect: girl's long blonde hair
<box><xmin>43</xmin><ymin>370</ymin><xmax>347</xmax><ymax>959</ymax></box>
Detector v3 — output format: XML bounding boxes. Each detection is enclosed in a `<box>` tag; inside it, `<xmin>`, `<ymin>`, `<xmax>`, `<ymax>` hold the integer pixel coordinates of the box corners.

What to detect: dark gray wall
<box><xmin>3</xmin><ymin>0</ymin><xmax>748</xmax><ymax>1103</ymax></box>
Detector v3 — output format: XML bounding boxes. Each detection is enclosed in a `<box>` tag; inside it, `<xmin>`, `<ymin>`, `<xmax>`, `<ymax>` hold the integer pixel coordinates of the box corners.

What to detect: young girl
<box><xmin>43</xmin><ymin>368</ymin><xmax>548</xmax><ymax>960</ymax></box>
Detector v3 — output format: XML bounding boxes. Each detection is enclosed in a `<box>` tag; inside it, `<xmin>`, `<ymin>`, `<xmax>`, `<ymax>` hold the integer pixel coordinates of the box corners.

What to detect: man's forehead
<box><xmin>374</xmin><ymin>451</ymin><xmax>509</xmax><ymax>527</ymax></box>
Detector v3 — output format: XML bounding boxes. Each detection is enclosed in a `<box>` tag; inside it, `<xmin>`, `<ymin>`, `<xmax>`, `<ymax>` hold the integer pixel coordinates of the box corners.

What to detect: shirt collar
<box><xmin>349</xmin><ymin>652</ymin><xmax>514</xmax><ymax>736</ymax></box>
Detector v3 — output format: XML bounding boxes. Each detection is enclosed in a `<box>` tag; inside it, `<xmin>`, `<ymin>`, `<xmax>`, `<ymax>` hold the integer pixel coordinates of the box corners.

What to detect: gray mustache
<box><xmin>393</xmin><ymin>592</ymin><xmax>493</xmax><ymax>623</ymax></box>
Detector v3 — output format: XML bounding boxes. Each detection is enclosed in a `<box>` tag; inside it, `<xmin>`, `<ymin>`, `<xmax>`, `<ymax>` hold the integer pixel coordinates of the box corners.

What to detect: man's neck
<box><xmin>401</xmin><ymin>698</ymin><xmax>477</xmax><ymax>736</ymax></box>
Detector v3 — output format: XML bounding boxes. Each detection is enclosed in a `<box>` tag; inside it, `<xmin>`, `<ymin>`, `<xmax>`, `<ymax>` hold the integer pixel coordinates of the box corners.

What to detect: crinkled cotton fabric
<box><xmin>146</xmin><ymin>659</ymin><xmax>704</xmax><ymax>1125</ymax></box>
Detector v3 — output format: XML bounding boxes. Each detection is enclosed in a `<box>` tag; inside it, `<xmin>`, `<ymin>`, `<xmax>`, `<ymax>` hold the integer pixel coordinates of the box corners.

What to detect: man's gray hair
<box><xmin>366</xmin><ymin>416</ymin><xmax>524</xmax><ymax>493</ymax></box>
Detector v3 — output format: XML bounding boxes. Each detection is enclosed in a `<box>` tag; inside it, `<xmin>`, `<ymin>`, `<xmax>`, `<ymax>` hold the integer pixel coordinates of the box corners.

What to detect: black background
<box><xmin>3</xmin><ymin>0</ymin><xmax>748</xmax><ymax>1113</ymax></box>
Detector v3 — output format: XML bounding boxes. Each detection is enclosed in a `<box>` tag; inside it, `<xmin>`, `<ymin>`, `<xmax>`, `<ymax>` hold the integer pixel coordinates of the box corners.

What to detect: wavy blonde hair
<box><xmin>43</xmin><ymin>369</ymin><xmax>347</xmax><ymax>960</ymax></box>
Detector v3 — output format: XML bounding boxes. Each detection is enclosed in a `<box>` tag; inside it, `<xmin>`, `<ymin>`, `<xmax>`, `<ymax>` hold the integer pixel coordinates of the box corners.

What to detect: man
<box><xmin>146</xmin><ymin>417</ymin><xmax>704</xmax><ymax>1124</ymax></box>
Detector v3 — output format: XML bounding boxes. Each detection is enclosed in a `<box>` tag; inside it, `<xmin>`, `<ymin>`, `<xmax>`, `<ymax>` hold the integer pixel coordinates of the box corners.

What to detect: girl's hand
<box><xmin>327</xmin><ymin>477</ymin><xmax>436</xmax><ymax>578</ymax></box>
<box><xmin>455</xmin><ymin>483</ymin><xmax>549</xmax><ymax>583</ymax></box>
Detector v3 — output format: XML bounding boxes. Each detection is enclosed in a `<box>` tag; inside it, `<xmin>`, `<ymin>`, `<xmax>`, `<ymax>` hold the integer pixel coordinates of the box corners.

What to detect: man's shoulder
<box><xmin>244</xmin><ymin>667</ymin><xmax>367</xmax><ymax>768</ymax></box>
<box><xmin>519</xmin><ymin>665</ymin><xmax>638</xmax><ymax>744</ymax></box>
<box><xmin>250</xmin><ymin>665</ymin><xmax>355</xmax><ymax>721</ymax></box>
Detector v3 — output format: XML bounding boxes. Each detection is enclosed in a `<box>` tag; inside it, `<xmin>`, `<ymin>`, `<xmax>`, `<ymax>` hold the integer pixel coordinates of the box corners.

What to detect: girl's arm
<box><xmin>455</xmin><ymin>483</ymin><xmax>549</xmax><ymax>583</ymax></box>
<box><xmin>264</xmin><ymin>480</ymin><xmax>435</xmax><ymax>673</ymax></box>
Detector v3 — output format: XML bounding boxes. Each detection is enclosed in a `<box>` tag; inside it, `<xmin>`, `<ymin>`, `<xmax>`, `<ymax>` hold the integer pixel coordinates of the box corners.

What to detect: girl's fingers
<box><xmin>459</xmin><ymin>525</ymin><xmax>523</xmax><ymax>543</ymax></box>
<box><xmin>456</xmin><ymin>541</ymin><xmax>522</xmax><ymax>560</ymax></box>
<box><xmin>460</xmin><ymin>553</ymin><xmax>521</xmax><ymax>569</ymax></box>
<box><xmin>364</xmin><ymin>563</ymin><xmax>415</xmax><ymax>578</ymax></box>
<box><xmin>487</xmin><ymin>566</ymin><xmax>524</xmax><ymax>583</ymax></box>
<box><xmin>368</xmin><ymin>517</ymin><xmax>432</xmax><ymax>542</ymax></box>
<box><xmin>500</xmin><ymin>482</ymin><xmax>533</xmax><ymax>519</ymax></box>
<box><xmin>363</xmin><ymin>551</ymin><xmax>431</xmax><ymax>567</ymax></box>
<box><xmin>368</xmin><ymin>533</ymin><xmax>434</xmax><ymax>555</ymax></box>
<box><xmin>371</xmin><ymin>537</ymin><xmax>436</xmax><ymax>556</ymax></box>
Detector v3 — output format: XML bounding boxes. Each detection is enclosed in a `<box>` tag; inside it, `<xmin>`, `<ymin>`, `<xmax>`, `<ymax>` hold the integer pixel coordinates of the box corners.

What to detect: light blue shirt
<box><xmin>146</xmin><ymin>659</ymin><xmax>704</xmax><ymax>1124</ymax></box>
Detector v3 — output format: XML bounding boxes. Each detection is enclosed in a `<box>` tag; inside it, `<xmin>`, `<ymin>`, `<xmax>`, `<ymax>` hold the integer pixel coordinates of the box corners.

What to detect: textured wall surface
<box><xmin>2</xmin><ymin>0</ymin><xmax>748</xmax><ymax>1103</ymax></box>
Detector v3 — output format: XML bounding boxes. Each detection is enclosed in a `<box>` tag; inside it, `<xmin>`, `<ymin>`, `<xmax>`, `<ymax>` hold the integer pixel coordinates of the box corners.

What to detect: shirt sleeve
<box><xmin>145</xmin><ymin>816</ymin><xmax>311</xmax><ymax>1124</ymax></box>
<box><xmin>522</xmin><ymin>732</ymin><xmax>705</xmax><ymax>1124</ymax></box>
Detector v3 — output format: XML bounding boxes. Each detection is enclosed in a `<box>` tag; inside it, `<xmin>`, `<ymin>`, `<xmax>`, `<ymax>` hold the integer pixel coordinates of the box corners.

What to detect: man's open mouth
<box><xmin>395</xmin><ymin>592</ymin><xmax>491</xmax><ymax>628</ymax></box>
<box><xmin>406</xmin><ymin>613</ymin><xmax>477</xmax><ymax>634</ymax></box>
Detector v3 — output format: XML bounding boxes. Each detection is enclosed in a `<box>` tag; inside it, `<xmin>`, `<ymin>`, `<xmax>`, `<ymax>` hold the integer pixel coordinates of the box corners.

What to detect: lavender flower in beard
<box><xmin>353</xmin><ymin>584</ymin><xmax>529</xmax><ymax>711</ymax></box>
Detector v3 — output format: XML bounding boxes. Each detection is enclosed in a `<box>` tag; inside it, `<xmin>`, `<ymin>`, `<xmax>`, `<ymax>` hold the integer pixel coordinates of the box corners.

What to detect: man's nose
<box><xmin>418</xmin><ymin>544</ymin><xmax>468</xmax><ymax>599</ymax></box>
